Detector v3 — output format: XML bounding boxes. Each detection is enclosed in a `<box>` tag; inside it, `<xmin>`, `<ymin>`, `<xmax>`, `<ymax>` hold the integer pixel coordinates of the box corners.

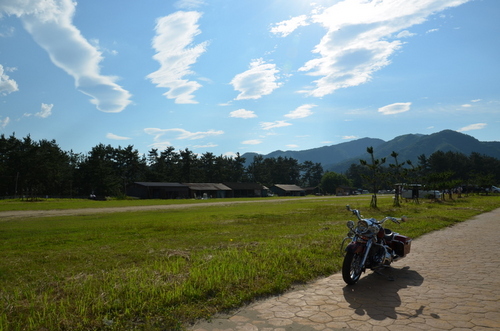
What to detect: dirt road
<box><xmin>0</xmin><ymin>196</ymin><xmax>342</xmax><ymax>221</ymax></box>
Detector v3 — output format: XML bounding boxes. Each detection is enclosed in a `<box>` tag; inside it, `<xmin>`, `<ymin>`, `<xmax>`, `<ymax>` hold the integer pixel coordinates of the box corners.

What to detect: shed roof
<box><xmin>133</xmin><ymin>182</ymin><xmax>188</xmax><ymax>188</ymax></box>
<box><xmin>223</xmin><ymin>182</ymin><xmax>265</xmax><ymax>190</ymax></box>
<box><xmin>272</xmin><ymin>184</ymin><xmax>304</xmax><ymax>191</ymax></box>
<box><xmin>182</xmin><ymin>183</ymin><xmax>232</xmax><ymax>191</ymax></box>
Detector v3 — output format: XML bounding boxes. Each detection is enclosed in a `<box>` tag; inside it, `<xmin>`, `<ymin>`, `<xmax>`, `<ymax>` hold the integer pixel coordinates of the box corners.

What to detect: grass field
<box><xmin>1</xmin><ymin>194</ymin><xmax>499</xmax><ymax>330</ymax></box>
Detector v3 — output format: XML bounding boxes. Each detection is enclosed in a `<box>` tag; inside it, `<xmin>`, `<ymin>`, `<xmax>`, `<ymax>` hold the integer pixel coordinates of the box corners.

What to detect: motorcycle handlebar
<box><xmin>346</xmin><ymin>205</ymin><xmax>407</xmax><ymax>224</ymax></box>
<box><xmin>346</xmin><ymin>205</ymin><xmax>363</xmax><ymax>221</ymax></box>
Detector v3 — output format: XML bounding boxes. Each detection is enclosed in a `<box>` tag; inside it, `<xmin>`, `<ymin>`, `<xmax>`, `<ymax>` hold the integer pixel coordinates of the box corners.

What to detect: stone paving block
<box><xmin>190</xmin><ymin>208</ymin><xmax>500</xmax><ymax>331</ymax></box>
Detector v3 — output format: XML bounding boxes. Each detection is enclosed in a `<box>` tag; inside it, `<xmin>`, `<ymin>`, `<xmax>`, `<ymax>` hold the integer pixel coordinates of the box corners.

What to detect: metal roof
<box><xmin>133</xmin><ymin>182</ymin><xmax>188</xmax><ymax>188</ymax></box>
<box><xmin>223</xmin><ymin>182</ymin><xmax>265</xmax><ymax>190</ymax></box>
<box><xmin>272</xmin><ymin>184</ymin><xmax>304</xmax><ymax>191</ymax></box>
<box><xmin>182</xmin><ymin>183</ymin><xmax>232</xmax><ymax>191</ymax></box>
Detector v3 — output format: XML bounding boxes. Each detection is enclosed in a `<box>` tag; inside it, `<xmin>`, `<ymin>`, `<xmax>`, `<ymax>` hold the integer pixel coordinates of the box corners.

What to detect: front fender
<box><xmin>345</xmin><ymin>241</ymin><xmax>365</xmax><ymax>254</ymax></box>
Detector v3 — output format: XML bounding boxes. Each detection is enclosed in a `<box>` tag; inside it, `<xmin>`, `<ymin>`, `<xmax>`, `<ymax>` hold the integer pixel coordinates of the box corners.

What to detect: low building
<box><xmin>270</xmin><ymin>184</ymin><xmax>305</xmax><ymax>197</ymax></box>
<box><xmin>303</xmin><ymin>186</ymin><xmax>321</xmax><ymax>195</ymax></box>
<box><xmin>223</xmin><ymin>182</ymin><xmax>268</xmax><ymax>197</ymax></box>
<box><xmin>127</xmin><ymin>182</ymin><xmax>189</xmax><ymax>199</ymax></box>
<box><xmin>336</xmin><ymin>186</ymin><xmax>357</xmax><ymax>196</ymax></box>
<box><xmin>183</xmin><ymin>183</ymin><xmax>232</xmax><ymax>199</ymax></box>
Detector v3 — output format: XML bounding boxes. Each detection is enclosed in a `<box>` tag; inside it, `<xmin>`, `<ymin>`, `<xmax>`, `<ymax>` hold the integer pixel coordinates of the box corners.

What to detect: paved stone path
<box><xmin>191</xmin><ymin>208</ymin><xmax>500</xmax><ymax>331</ymax></box>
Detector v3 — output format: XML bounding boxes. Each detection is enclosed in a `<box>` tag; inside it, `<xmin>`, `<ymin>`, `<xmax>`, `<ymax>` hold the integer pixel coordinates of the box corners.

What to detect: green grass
<box><xmin>1</xmin><ymin>195</ymin><xmax>499</xmax><ymax>330</ymax></box>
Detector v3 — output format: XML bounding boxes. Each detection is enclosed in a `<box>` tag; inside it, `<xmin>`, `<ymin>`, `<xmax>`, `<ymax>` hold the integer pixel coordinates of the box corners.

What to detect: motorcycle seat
<box><xmin>384</xmin><ymin>228</ymin><xmax>395</xmax><ymax>242</ymax></box>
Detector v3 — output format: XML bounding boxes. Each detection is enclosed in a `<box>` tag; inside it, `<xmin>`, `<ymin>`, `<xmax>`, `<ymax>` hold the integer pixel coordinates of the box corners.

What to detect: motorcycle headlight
<box><xmin>357</xmin><ymin>220</ymin><xmax>369</xmax><ymax>233</ymax></box>
<box><xmin>346</xmin><ymin>220</ymin><xmax>355</xmax><ymax>229</ymax></box>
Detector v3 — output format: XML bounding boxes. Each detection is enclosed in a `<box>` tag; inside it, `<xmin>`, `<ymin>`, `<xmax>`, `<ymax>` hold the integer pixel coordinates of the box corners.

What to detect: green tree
<box><xmin>179</xmin><ymin>148</ymin><xmax>199</xmax><ymax>182</ymax></box>
<box><xmin>389</xmin><ymin>151</ymin><xmax>406</xmax><ymax>207</ymax></box>
<box><xmin>360</xmin><ymin>146</ymin><xmax>386</xmax><ymax>208</ymax></box>
<box><xmin>246</xmin><ymin>155</ymin><xmax>270</xmax><ymax>185</ymax></box>
<box><xmin>300</xmin><ymin>161</ymin><xmax>324</xmax><ymax>187</ymax></box>
<box><xmin>320</xmin><ymin>171</ymin><xmax>351</xmax><ymax>195</ymax></box>
<box><xmin>113</xmin><ymin>145</ymin><xmax>147</xmax><ymax>195</ymax></box>
<box><xmin>76</xmin><ymin>144</ymin><xmax>121</xmax><ymax>197</ymax></box>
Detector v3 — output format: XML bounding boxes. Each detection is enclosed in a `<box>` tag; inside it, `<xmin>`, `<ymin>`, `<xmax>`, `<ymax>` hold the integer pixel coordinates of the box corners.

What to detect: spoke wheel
<box><xmin>342</xmin><ymin>251</ymin><xmax>363</xmax><ymax>285</ymax></box>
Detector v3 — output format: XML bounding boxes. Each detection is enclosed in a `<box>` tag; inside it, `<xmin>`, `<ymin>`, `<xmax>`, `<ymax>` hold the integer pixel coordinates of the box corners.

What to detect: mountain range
<box><xmin>241</xmin><ymin>130</ymin><xmax>500</xmax><ymax>173</ymax></box>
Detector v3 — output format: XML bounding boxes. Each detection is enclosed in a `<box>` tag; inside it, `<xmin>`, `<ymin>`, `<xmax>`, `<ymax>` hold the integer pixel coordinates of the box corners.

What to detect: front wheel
<box><xmin>342</xmin><ymin>251</ymin><xmax>363</xmax><ymax>285</ymax></box>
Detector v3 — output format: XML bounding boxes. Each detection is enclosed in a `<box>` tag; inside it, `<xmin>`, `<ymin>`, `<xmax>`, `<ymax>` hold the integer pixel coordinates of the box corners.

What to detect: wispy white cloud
<box><xmin>193</xmin><ymin>143</ymin><xmax>217</xmax><ymax>148</ymax></box>
<box><xmin>396</xmin><ymin>30</ymin><xmax>416</xmax><ymax>38</ymax></box>
<box><xmin>0</xmin><ymin>26</ymin><xmax>15</xmax><ymax>37</ymax></box>
<box><xmin>294</xmin><ymin>0</ymin><xmax>469</xmax><ymax>97</ymax></box>
<box><xmin>230</xmin><ymin>109</ymin><xmax>257</xmax><ymax>119</ymax></box>
<box><xmin>90</xmin><ymin>38</ymin><xmax>118</xmax><ymax>56</ymax></box>
<box><xmin>270</xmin><ymin>15</ymin><xmax>309</xmax><ymax>37</ymax></box>
<box><xmin>230</xmin><ymin>58</ymin><xmax>282</xmax><ymax>100</ymax></box>
<box><xmin>0</xmin><ymin>0</ymin><xmax>132</xmax><ymax>112</ymax></box>
<box><xmin>174</xmin><ymin>0</ymin><xmax>205</xmax><ymax>9</ymax></box>
<box><xmin>36</xmin><ymin>103</ymin><xmax>53</xmax><ymax>118</ymax></box>
<box><xmin>147</xmin><ymin>11</ymin><xmax>208</xmax><ymax>104</ymax></box>
<box><xmin>426</xmin><ymin>28</ymin><xmax>439</xmax><ymax>33</ymax></box>
<box><xmin>286</xmin><ymin>144</ymin><xmax>299</xmax><ymax>148</ymax></box>
<box><xmin>145</xmin><ymin>128</ymin><xmax>224</xmax><ymax>149</ymax></box>
<box><xmin>471</xmin><ymin>99</ymin><xmax>481</xmax><ymax>103</ymax></box>
<box><xmin>284</xmin><ymin>104</ymin><xmax>316</xmax><ymax>119</ymax></box>
<box><xmin>21</xmin><ymin>103</ymin><xmax>53</xmax><ymax>118</ymax></box>
<box><xmin>242</xmin><ymin>139</ymin><xmax>262</xmax><ymax>145</ymax></box>
<box><xmin>378</xmin><ymin>102</ymin><xmax>411</xmax><ymax>115</ymax></box>
<box><xmin>457</xmin><ymin>123</ymin><xmax>487</xmax><ymax>132</ymax></box>
<box><xmin>106</xmin><ymin>133</ymin><xmax>131</xmax><ymax>140</ymax></box>
<box><xmin>260</xmin><ymin>120</ymin><xmax>292</xmax><ymax>130</ymax></box>
<box><xmin>461</xmin><ymin>104</ymin><xmax>472</xmax><ymax>108</ymax></box>
<box><xmin>0</xmin><ymin>116</ymin><xmax>10</xmax><ymax>128</ymax></box>
<box><xmin>0</xmin><ymin>64</ymin><xmax>18</xmax><ymax>95</ymax></box>
<box><xmin>342</xmin><ymin>135</ymin><xmax>358</xmax><ymax>140</ymax></box>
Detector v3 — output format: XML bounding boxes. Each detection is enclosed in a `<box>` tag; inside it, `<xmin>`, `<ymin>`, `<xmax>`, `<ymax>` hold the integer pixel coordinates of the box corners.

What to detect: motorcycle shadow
<box><xmin>342</xmin><ymin>266</ymin><xmax>424</xmax><ymax>320</ymax></box>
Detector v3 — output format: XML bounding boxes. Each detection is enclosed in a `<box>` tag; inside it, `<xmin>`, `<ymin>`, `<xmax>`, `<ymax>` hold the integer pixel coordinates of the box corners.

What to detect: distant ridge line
<box><xmin>241</xmin><ymin>130</ymin><xmax>500</xmax><ymax>173</ymax></box>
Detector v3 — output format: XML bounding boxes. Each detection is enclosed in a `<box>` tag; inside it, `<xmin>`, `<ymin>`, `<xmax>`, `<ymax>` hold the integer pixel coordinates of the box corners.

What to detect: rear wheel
<box><xmin>342</xmin><ymin>251</ymin><xmax>363</xmax><ymax>285</ymax></box>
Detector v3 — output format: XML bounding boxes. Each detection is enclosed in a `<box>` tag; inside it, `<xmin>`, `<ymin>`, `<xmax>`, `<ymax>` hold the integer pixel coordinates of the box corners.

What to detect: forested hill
<box><xmin>242</xmin><ymin>130</ymin><xmax>500</xmax><ymax>173</ymax></box>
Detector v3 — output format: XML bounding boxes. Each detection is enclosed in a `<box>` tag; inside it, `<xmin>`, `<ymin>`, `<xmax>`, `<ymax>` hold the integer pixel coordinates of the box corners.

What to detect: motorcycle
<box><xmin>341</xmin><ymin>205</ymin><xmax>411</xmax><ymax>285</ymax></box>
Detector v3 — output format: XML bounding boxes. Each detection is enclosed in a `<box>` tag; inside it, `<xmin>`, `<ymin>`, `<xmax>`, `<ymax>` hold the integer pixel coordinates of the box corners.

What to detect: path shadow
<box><xmin>342</xmin><ymin>266</ymin><xmax>424</xmax><ymax>320</ymax></box>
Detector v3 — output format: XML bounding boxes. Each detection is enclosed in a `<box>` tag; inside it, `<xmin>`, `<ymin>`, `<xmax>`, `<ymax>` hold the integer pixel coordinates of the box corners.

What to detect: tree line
<box><xmin>1</xmin><ymin>134</ymin><xmax>499</xmax><ymax>199</ymax></box>
<box><xmin>346</xmin><ymin>148</ymin><xmax>500</xmax><ymax>207</ymax></box>
<box><xmin>0</xmin><ymin>134</ymin><xmax>323</xmax><ymax>198</ymax></box>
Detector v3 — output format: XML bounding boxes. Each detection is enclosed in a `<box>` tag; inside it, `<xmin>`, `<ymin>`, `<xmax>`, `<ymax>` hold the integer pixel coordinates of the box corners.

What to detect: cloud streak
<box><xmin>0</xmin><ymin>0</ymin><xmax>132</xmax><ymax>113</ymax></box>
<box><xmin>378</xmin><ymin>102</ymin><xmax>411</xmax><ymax>115</ymax></box>
<box><xmin>145</xmin><ymin>127</ymin><xmax>224</xmax><ymax>149</ymax></box>
<box><xmin>0</xmin><ymin>116</ymin><xmax>9</xmax><ymax>128</ymax></box>
<box><xmin>230</xmin><ymin>58</ymin><xmax>282</xmax><ymax>100</ymax></box>
<box><xmin>147</xmin><ymin>11</ymin><xmax>208</xmax><ymax>104</ymax></box>
<box><xmin>260</xmin><ymin>120</ymin><xmax>291</xmax><ymax>130</ymax></box>
<box><xmin>106</xmin><ymin>133</ymin><xmax>131</xmax><ymax>140</ymax></box>
<box><xmin>292</xmin><ymin>0</ymin><xmax>470</xmax><ymax>97</ymax></box>
<box><xmin>0</xmin><ymin>64</ymin><xmax>18</xmax><ymax>95</ymax></box>
<box><xmin>457</xmin><ymin>123</ymin><xmax>487</xmax><ymax>132</ymax></box>
<box><xmin>230</xmin><ymin>109</ymin><xmax>257</xmax><ymax>119</ymax></box>
<box><xmin>36</xmin><ymin>103</ymin><xmax>53</xmax><ymax>118</ymax></box>
<box><xmin>285</xmin><ymin>104</ymin><xmax>316</xmax><ymax>119</ymax></box>
<box><xmin>271</xmin><ymin>15</ymin><xmax>309</xmax><ymax>37</ymax></box>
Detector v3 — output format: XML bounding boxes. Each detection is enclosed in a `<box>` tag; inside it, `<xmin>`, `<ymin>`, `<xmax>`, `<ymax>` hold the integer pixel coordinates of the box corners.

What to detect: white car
<box><xmin>402</xmin><ymin>189</ymin><xmax>441</xmax><ymax>199</ymax></box>
<box><xmin>492</xmin><ymin>186</ymin><xmax>500</xmax><ymax>193</ymax></box>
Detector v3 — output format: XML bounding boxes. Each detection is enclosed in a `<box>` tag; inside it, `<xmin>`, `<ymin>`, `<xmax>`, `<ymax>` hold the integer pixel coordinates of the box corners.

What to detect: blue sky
<box><xmin>0</xmin><ymin>0</ymin><xmax>498</xmax><ymax>158</ymax></box>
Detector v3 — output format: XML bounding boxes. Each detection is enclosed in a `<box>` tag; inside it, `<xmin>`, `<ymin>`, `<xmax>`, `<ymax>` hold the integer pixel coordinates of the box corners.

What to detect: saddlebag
<box><xmin>392</xmin><ymin>235</ymin><xmax>412</xmax><ymax>257</ymax></box>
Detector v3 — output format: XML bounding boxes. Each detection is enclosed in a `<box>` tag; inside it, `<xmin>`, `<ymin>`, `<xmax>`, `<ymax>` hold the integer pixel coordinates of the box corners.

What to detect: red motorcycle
<box><xmin>341</xmin><ymin>205</ymin><xmax>411</xmax><ymax>285</ymax></box>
